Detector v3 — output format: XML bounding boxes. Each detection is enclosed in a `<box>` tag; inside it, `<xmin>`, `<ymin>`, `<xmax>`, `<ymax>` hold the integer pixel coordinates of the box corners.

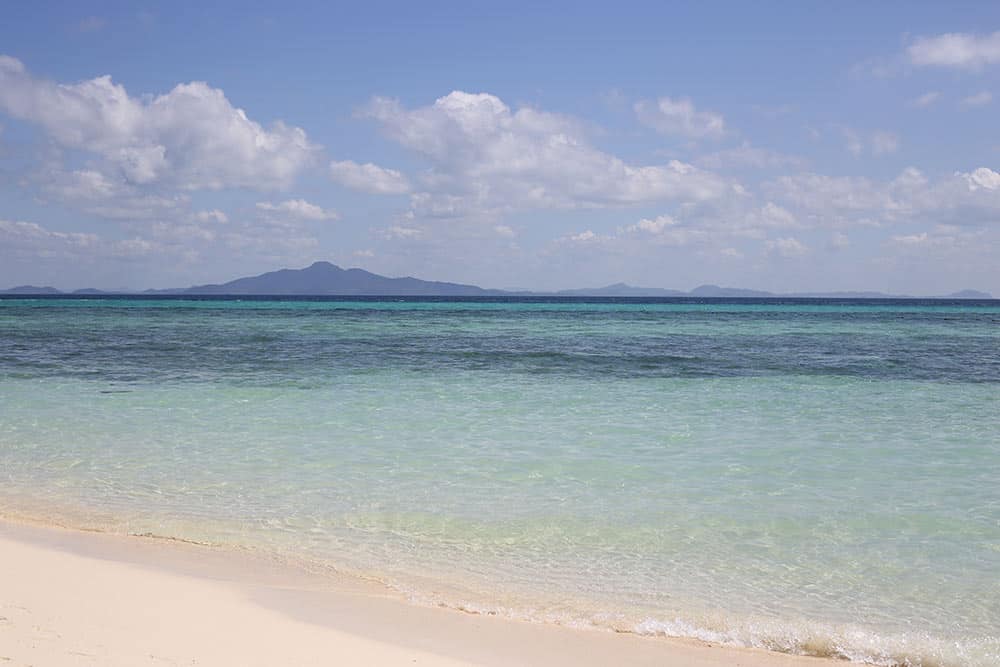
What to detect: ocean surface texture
<box><xmin>1</xmin><ymin>296</ymin><xmax>998</xmax><ymax>666</ymax></box>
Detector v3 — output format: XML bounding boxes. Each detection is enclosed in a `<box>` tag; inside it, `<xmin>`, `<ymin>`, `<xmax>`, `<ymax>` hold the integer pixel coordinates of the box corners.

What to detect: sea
<box><xmin>1</xmin><ymin>296</ymin><xmax>997</xmax><ymax>666</ymax></box>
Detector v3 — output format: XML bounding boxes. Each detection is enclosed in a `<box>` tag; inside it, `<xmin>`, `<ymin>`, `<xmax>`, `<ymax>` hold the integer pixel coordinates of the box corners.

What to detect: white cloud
<box><xmin>634</xmin><ymin>96</ymin><xmax>726</xmax><ymax>139</ymax></box>
<box><xmin>696</xmin><ymin>142</ymin><xmax>805</xmax><ymax>170</ymax></box>
<box><xmin>765</xmin><ymin>236</ymin><xmax>809</xmax><ymax>258</ymax></box>
<box><xmin>907</xmin><ymin>31</ymin><xmax>1000</xmax><ymax>69</ymax></box>
<box><xmin>0</xmin><ymin>55</ymin><xmax>319</xmax><ymax>191</ymax></box>
<box><xmin>768</xmin><ymin>172</ymin><xmax>892</xmax><ymax>216</ymax></box>
<box><xmin>625</xmin><ymin>215</ymin><xmax>677</xmax><ymax>234</ymax></box>
<box><xmin>757</xmin><ymin>202</ymin><xmax>798</xmax><ymax>228</ymax></box>
<box><xmin>884</xmin><ymin>227</ymin><xmax>982</xmax><ymax>256</ymax></box>
<box><xmin>829</xmin><ymin>232</ymin><xmax>850</xmax><ymax>250</ymax></box>
<box><xmin>693</xmin><ymin>201</ymin><xmax>799</xmax><ymax>240</ymax></box>
<box><xmin>195</xmin><ymin>209</ymin><xmax>228</xmax><ymax>224</ymax></box>
<box><xmin>872</xmin><ymin>131</ymin><xmax>900</xmax><ymax>156</ymax></box>
<box><xmin>493</xmin><ymin>225</ymin><xmax>515</xmax><ymax>238</ymax></box>
<box><xmin>0</xmin><ymin>212</ymin><xmax>326</xmax><ymax>279</ymax></box>
<box><xmin>891</xmin><ymin>232</ymin><xmax>929</xmax><ymax>245</ymax></box>
<box><xmin>0</xmin><ymin>219</ymin><xmax>98</xmax><ymax>257</ymax></box>
<box><xmin>380</xmin><ymin>225</ymin><xmax>422</xmax><ymax>240</ymax></box>
<box><xmin>108</xmin><ymin>237</ymin><xmax>157</xmax><ymax>257</ymax></box>
<box><xmin>841</xmin><ymin>127</ymin><xmax>898</xmax><ymax>157</ymax></box>
<box><xmin>40</xmin><ymin>167</ymin><xmax>189</xmax><ymax>220</ymax></box>
<box><xmin>842</xmin><ymin>127</ymin><xmax>864</xmax><ymax>156</ymax></box>
<box><xmin>910</xmin><ymin>91</ymin><xmax>940</xmax><ymax>108</ymax></box>
<box><xmin>579</xmin><ymin>213</ymin><xmax>706</xmax><ymax>248</ymax></box>
<box><xmin>352</xmin><ymin>249</ymin><xmax>375</xmax><ymax>258</ymax></box>
<box><xmin>329</xmin><ymin>159</ymin><xmax>411</xmax><ymax>194</ymax></box>
<box><xmin>364</xmin><ymin>91</ymin><xmax>729</xmax><ymax>220</ymax></box>
<box><xmin>150</xmin><ymin>221</ymin><xmax>216</xmax><ymax>243</ymax></box>
<box><xmin>255</xmin><ymin>199</ymin><xmax>338</xmax><ymax>221</ymax></box>
<box><xmin>960</xmin><ymin>91</ymin><xmax>993</xmax><ymax>108</ymax></box>
<box><xmin>566</xmin><ymin>230</ymin><xmax>599</xmax><ymax>243</ymax></box>
<box><xmin>768</xmin><ymin>166</ymin><xmax>1000</xmax><ymax>229</ymax></box>
<box><xmin>958</xmin><ymin>167</ymin><xmax>1000</xmax><ymax>191</ymax></box>
<box><xmin>0</xmin><ymin>218</ymin><xmax>164</xmax><ymax>262</ymax></box>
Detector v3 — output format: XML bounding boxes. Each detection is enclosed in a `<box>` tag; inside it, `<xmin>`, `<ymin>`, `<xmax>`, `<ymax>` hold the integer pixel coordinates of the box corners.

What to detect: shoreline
<box><xmin>0</xmin><ymin>516</ymin><xmax>841</xmax><ymax>666</ymax></box>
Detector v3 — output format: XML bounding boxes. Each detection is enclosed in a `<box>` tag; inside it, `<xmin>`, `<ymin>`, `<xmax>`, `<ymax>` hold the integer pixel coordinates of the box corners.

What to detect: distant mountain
<box><xmin>787</xmin><ymin>290</ymin><xmax>908</xmax><ymax>298</ymax></box>
<box><xmin>556</xmin><ymin>283</ymin><xmax>686</xmax><ymax>297</ymax></box>
<box><xmin>555</xmin><ymin>283</ymin><xmax>994</xmax><ymax>299</ymax></box>
<box><xmin>0</xmin><ymin>285</ymin><xmax>61</xmax><ymax>295</ymax></box>
<box><xmin>147</xmin><ymin>261</ymin><xmax>506</xmax><ymax>296</ymax></box>
<box><xmin>689</xmin><ymin>284</ymin><xmax>774</xmax><ymax>298</ymax></box>
<box><xmin>2</xmin><ymin>265</ymin><xmax>994</xmax><ymax>299</ymax></box>
<box><xmin>556</xmin><ymin>283</ymin><xmax>774</xmax><ymax>298</ymax></box>
<box><xmin>943</xmin><ymin>289</ymin><xmax>992</xmax><ymax>299</ymax></box>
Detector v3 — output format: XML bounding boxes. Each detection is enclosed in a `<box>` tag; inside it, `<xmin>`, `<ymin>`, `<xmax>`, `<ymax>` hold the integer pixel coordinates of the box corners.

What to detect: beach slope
<box><xmin>0</xmin><ymin>520</ymin><xmax>838</xmax><ymax>666</ymax></box>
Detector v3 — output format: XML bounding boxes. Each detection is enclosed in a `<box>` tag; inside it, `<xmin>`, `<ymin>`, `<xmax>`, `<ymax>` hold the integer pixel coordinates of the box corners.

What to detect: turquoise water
<box><xmin>1</xmin><ymin>297</ymin><xmax>998</xmax><ymax>666</ymax></box>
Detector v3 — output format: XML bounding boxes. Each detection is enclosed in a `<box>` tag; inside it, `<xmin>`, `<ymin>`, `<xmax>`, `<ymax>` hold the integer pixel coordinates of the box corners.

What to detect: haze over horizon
<box><xmin>2</xmin><ymin>3</ymin><xmax>1000</xmax><ymax>294</ymax></box>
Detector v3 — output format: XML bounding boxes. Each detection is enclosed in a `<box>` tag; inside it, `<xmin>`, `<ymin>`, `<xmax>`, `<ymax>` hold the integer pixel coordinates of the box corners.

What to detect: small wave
<box><xmin>3</xmin><ymin>499</ymin><xmax>996</xmax><ymax>667</ymax></box>
<box><xmin>394</xmin><ymin>580</ymin><xmax>997</xmax><ymax>667</ymax></box>
<box><xmin>631</xmin><ymin>614</ymin><xmax>998</xmax><ymax>667</ymax></box>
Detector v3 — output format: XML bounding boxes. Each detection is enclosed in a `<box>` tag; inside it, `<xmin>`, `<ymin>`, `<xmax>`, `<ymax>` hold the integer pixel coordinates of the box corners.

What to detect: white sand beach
<box><xmin>0</xmin><ymin>518</ymin><xmax>840</xmax><ymax>666</ymax></box>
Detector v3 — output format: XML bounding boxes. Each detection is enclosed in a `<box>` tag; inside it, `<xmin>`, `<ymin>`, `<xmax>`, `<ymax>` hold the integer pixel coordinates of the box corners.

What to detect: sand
<box><xmin>0</xmin><ymin>518</ymin><xmax>839</xmax><ymax>666</ymax></box>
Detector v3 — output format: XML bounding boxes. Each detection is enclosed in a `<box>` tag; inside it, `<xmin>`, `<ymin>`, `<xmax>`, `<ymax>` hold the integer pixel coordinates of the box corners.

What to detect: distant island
<box><xmin>1</xmin><ymin>261</ymin><xmax>993</xmax><ymax>299</ymax></box>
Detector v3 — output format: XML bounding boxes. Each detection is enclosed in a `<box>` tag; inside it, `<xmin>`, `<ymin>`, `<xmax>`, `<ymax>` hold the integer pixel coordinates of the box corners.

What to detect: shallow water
<box><xmin>1</xmin><ymin>296</ymin><xmax>998</xmax><ymax>666</ymax></box>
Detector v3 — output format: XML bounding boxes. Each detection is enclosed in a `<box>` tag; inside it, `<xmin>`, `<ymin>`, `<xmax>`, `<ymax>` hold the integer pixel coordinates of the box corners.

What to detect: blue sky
<box><xmin>2</xmin><ymin>1</ymin><xmax>999</xmax><ymax>293</ymax></box>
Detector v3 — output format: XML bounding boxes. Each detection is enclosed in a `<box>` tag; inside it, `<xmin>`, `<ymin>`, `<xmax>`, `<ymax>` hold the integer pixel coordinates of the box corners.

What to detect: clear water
<box><xmin>1</xmin><ymin>296</ymin><xmax>998</xmax><ymax>666</ymax></box>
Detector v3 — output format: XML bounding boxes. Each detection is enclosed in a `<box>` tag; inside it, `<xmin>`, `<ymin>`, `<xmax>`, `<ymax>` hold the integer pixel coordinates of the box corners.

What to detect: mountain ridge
<box><xmin>1</xmin><ymin>262</ymin><xmax>993</xmax><ymax>299</ymax></box>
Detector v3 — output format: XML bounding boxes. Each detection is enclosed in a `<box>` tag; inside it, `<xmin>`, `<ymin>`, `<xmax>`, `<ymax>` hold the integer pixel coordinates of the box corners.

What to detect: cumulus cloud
<box><xmin>886</xmin><ymin>225</ymin><xmax>988</xmax><ymax>254</ymax></box>
<box><xmin>363</xmin><ymin>91</ymin><xmax>729</xmax><ymax>219</ymax></box>
<box><xmin>765</xmin><ymin>236</ymin><xmax>809</xmax><ymax>258</ymax></box>
<box><xmin>910</xmin><ymin>91</ymin><xmax>940</xmax><ymax>108</ymax></box>
<box><xmin>380</xmin><ymin>225</ymin><xmax>422</xmax><ymax>240</ymax></box>
<box><xmin>256</xmin><ymin>199</ymin><xmax>339</xmax><ymax>221</ymax></box>
<box><xmin>756</xmin><ymin>202</ymin><xmax>798</xmax><ymax>228</ymax></box>
<box><xmin>841</xmin><ymin>127</ymin><xmax>898</xmax><ymax>157</ymax></box>
<box><xmin>871</xmin><ymin>131</ymin><xmax>899</xmax><ymax>156</ymax></box>
<box><xmin>566</xmin><ymin>230</ymin><xmax>600</xmax><ymax>243</ymax></box>
<box><xmin>0</xmin><ymin>55</ymin><xmax>319</xmax><ymax>191</ymax></box>
<box><xmin>329</xmin><ymin>159</ymin><xmax>411</xmax><ymax>194</ymax></box>
<box><xmin>768</xmin><ymin>172</ymin><xmax>893</xmax><ymax>216</ymax></box>
<box><xmin>891</xmin><ymin>232</ymin><xmax>929</xmax><ymax>245</ymax></box>
<box><xmin>40</xmin><ymin>167</ymin><xmax>189</xmax><ymax>220</ymax></box>
<box><xmin>0</xmin><ymin>218</ymin><xmax>162</xmax><ymax>262</ymax></box>
<box><xmin>960</xmin><ymin>91</ymin><xmax>993</xmax><ymax>108</ymax></box>
<box><xmin>696</xmin><ymin>141</ymin><xmax>805</xmax><ymax>170</ymax></box>
<box><xmin>842</xmin><ymin>127</ymin><xmax>864</xmax><ymax>156</ymax></box>
<box><xmin>624</xmin><ymin>215</ymin><xmax>677</xmax><ymax>234</ymax></box>
<box><xmin>563</xmin><ymin>213</ymin><xmax>707</xmax><ymax>250</ymax></box>
<box><xmin>0</xmin><ymin>219</ymin><xmax>98</xmax><ymax>256</ymax></box>
<box><xmin>907</xmin><ymin>31</ymin><xmax>1000</xmax><ymax>69</ymax></box>
<box><xmin>958</xmin><ymin>167</ymin><xmax>1000</xmax><ymax>191</ymax></box>
<box><xmin>0</xmin><ymin>210</ymin><xmax>324</xmax><ymax>280</ymax></box>
<box><xmin>828</xmin><ymin>232</ymin><xmax>850</xmax><ymax>250</ymax></box>
<box><xmin>634</xmin><ymin>97</ymin><xmax>726</xmax><ymax>139</ymax></box>
<box><xmin>768</xmin><ymin>166</ymin><xmax>1000</xmax><ymax>228</ymax></box>
<box><xmin>195</xmin><ymin>209</ymin><xmax>228</xmax><ymax>224</ymax></box>
<box><xmin>684</xmin><ymin>200</ymin><xmax>800</xmax><ymax>241</ymax></box>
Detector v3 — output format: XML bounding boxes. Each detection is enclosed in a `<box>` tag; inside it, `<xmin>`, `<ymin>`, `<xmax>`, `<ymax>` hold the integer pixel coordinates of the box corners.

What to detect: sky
<box><xmin>1</xmin><ymin>1</ymin><xmax>999</xmax><ymax>294</ymax></box>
